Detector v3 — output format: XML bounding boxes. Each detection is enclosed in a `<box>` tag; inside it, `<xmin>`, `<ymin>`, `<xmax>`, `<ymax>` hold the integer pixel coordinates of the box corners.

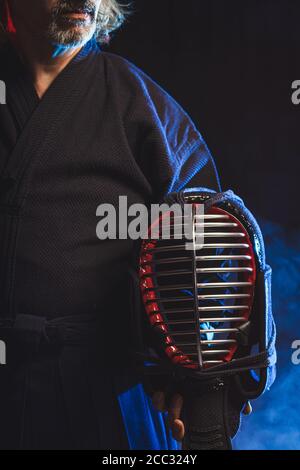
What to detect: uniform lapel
<box><xmin>1</xmin><ymin>39</ymin><xmax>101</xmax><ymax>209</ymax></box>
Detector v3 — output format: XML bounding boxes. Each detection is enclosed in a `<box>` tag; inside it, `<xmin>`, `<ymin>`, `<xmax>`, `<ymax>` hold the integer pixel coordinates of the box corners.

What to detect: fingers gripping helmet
<box><xmin>133</xmin><ymin>188</ymin><xmax>276</xmax><ymax>450</ymax></box>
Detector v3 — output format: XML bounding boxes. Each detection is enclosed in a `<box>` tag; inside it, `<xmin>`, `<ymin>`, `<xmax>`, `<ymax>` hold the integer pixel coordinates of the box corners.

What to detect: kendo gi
<box><xmin>0</xmin><ymin>38</ymin><xmax>221</xmax><ymax>450</ymax></box>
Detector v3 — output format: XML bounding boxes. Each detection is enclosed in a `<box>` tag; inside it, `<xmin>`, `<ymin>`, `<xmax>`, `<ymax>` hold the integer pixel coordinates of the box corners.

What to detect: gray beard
<box><xmin>47</xmin><ymin>18</ymin><xmax>97</xmax><ymax>47</ymax></box>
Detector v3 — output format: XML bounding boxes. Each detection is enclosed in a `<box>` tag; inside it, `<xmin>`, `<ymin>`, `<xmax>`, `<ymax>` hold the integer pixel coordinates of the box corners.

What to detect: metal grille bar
<box><xmin>140</xmin><ymin>203</ymin><xmax>256</xmax><ymax>370</ymax></box>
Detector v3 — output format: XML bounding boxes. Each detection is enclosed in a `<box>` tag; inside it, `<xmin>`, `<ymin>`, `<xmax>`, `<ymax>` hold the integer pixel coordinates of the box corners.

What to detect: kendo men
<box><xmin>0</xmin><ymin>0</ymin><xmax>231</xmax><ymax>449</ymax></box>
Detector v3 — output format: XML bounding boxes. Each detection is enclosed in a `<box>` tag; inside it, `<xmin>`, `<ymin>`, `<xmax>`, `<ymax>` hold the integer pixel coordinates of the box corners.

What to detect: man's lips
<box><xmin>64</xmin><ymin>12</ymin><xmax>91</xmax><ymax>20</ymax></box>
<box><xmin>60</xmin><ymin>8</ymin><xmax>94</xmax><ymax>22</ymax></box>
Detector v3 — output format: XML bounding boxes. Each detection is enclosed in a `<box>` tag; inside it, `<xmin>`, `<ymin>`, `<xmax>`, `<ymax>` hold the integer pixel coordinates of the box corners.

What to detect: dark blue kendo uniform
<box><xmin>0</xmin><ymin>38</ymin><xmax>220</xmax><ymax>449</ymax></box>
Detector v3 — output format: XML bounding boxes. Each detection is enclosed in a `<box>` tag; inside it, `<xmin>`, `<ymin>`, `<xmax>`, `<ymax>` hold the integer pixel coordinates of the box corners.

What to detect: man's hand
<box><xmin>152</xmin><ymin>391</ymin><xmax>185</xmax><ymax>442</ymax></box>
<box><xmin>151</xmin><ymin>391</ymin><xmax>253</xmax><ymax>443</ymax></box>
<box><xmin>242</xmin><ymin>401</ymin><xmax>253</xmax><ymax>416</ymax></box>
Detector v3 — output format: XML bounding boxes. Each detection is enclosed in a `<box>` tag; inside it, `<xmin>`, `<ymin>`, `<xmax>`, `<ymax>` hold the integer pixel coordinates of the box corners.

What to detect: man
<box><xmin>0</xmin><ymin>0</ymin><xmax>223</xmax><ymax>449</ymax></box>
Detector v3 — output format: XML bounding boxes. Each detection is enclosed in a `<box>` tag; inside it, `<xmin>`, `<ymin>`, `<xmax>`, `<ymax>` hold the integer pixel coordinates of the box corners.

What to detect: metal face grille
<box><xmin>139</xmin><ymin>204</ymin><xmax>256</xmax><ymax>370</ymax></box>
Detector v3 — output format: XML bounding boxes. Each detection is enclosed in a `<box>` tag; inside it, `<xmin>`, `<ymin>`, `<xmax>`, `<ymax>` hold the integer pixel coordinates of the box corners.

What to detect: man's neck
<box><xmin>9</xmin><ymin>32</ymin><xmax>82</xmax><ymax>99</ymax></box>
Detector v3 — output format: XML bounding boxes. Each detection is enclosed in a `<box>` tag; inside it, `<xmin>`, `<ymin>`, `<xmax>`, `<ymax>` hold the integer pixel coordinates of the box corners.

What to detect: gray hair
<box><xmin>96</xmin><ymin>0</ymin><xmax>130</xmax><ymax>43</ymax></box>
<box><xmin>0</xmin><ymin>0</ymin><xmax>130</xmax><ymax>44</ymax></box>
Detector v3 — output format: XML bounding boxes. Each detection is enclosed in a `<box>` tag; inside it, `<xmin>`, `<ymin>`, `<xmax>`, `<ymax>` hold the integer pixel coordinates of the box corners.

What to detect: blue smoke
<box><xmin>119</xmin><ymin>219</ymin><xmax>299</xmax><ymax>450</ymax></box>
<box><xmin>234</xmin><ymin>220</ymin><xmax>300</xmax><ymax>450</ymax></box>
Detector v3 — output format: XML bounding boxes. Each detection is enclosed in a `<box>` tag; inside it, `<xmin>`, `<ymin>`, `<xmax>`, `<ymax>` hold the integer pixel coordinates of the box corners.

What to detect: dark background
<box><xmin>107</xmin><ymin>0</ymin><xmax>300</xmax><ymax>450</ymax></box>
<box><xmin>108</xmin><ymin>0</ymin><xmax>299</xmax><ymax>229</ymax></box>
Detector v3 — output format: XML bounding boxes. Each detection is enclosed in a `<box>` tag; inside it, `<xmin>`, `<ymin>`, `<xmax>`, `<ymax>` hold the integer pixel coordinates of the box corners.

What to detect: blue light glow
<box><xmin>234</xmin><ymin>220</ymin><xmax>300</xmax><ymax>450</ymax></box>
<box><xmin>118</xmin><ymin>220</ymin><xmax>297</xmax><ymax>450</ymax></box>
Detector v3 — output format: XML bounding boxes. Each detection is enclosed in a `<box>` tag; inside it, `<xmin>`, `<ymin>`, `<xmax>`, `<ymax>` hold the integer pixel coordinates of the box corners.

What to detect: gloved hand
<box><xmin>150</xmin><ymin>389</ymin><xmax>252</xmax><ymax>443</ymax></box>
<box><xmin>143</xmin><ymin>369</ymin><xmax>254</xmax><ymax>443</ymax></box>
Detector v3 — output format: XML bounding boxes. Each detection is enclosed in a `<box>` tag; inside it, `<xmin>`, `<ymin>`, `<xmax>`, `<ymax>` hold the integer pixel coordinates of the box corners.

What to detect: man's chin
<box><xmin>48</xmin><ymin>26</ymin><xmax>96</xmax><ymax>49</ymax></box>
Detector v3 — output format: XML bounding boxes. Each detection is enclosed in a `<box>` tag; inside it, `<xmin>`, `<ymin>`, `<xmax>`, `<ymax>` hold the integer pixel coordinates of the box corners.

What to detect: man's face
<box><xmin>8</xmin><ymin>0</ymin><xmax>102</xmax><ymax>47</ymax></box>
